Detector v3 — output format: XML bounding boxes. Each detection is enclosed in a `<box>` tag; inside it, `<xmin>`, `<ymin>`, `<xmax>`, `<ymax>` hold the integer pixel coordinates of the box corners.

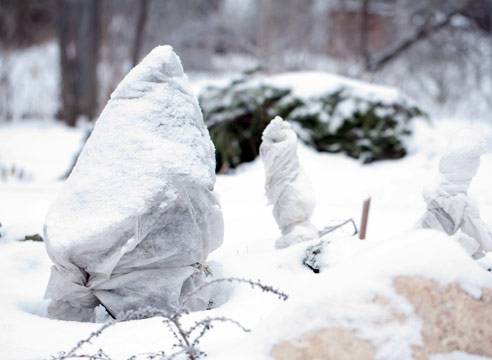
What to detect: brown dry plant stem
<box><xmin>49</xmin><ymin>278</ymin><xmax>288</xmax><ymax>360</ymax></box>
<box><xmin>359</xmin><ymin>197</ymin><xmax>371</xmax><ymax>240</ymax></box>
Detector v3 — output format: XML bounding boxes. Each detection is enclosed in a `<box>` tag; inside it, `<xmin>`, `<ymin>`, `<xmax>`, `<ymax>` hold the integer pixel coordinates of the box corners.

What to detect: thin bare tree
<box><xmin>56</xmin><ymin>0</ymin><xmax>101</xmax><ymax>126</ymax></box>
<box><xmin>131</xmin><ymin>0</ymin><xmax>149</xmax><ymax>67</ymax></box>
<box><xmin>360</xmin><ymin>0</ymin><xmax>371</xmax><ymax>70</ymax></box>
<box><xmin>368</xmin><ymin>0</ymin><xmax>474</xmax><ymax>72</ymax></box>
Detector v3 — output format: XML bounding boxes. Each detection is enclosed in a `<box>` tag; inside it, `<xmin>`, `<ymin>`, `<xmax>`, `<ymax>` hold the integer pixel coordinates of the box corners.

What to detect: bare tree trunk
<box><xmin>56</xmin><ymin>0</ymin><xmax>101</xmax><ymax>127</ymax></box>
<box><xmin>56</xmin><ymin>0</ymin><xmax>78</xmax><ymax>126</ymax></box>
<box><xmin>360</xmin><ymin>0</ymin><xmax>371</xmax><ymax>70</ymax></box>
<box><xmin>257</xmin><ymin>0</ymin><xmax>272</xmax><ymax>71</ymax></box>
<box><xmin>131</xmin><ymin>0</ymin><xmax>149</xmax><ymax>66</ymax></box>
<box><xmin>78</xmin><ymin>0</ymin><xmax>101</xmax><ymax>121</ymax></box>
<box><xmin>14</xmin><ymin>0</ymin><xmax>29</xmax><ymax>46</ymax></box>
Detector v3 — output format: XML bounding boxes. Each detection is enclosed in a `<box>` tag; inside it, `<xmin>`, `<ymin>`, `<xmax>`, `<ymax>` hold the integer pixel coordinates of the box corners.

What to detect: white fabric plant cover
<box><xmin>44</xmin><ymin>46</ymin><xmax>224</xmax><ymax>321</ymax></box>
<box><xmin>260</xmin><ymin>116</ymin><xmax>318</xmax><ymax>248</ymax></box>
<box><xmin>418</xmin><ymin>129</ymin><xmax>492</xmax><ymax>256</ymax></box>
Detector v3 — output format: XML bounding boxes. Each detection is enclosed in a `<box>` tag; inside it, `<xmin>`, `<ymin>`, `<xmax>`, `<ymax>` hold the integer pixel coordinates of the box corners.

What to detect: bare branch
<box><xmin>51</xmin><ymin>277</ymin><xmax>287</xmax><ymax>360</ymax></box>
<box><xmin>368</xmin><ymin>3</ymin><xmax>473</xmax><ymax>72</ymax></box>
<box><xmin>181</xmin><ymin>277</ymin><xmax>289</xmax><ymax>307</ymax></box>
<box><xmin>51</xmin><ymin>322</ymin><xmax>115</xmax><ymax>360</ymax></box>
<box><xmin>188</xmin><ymin>316</ymin><xmax>251</xmax><ymax>347</ymax></box>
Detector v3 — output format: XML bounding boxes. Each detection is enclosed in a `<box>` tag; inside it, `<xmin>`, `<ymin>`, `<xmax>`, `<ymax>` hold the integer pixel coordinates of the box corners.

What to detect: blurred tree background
<box><xmin>0</xmin><ymin>0</ymin><xmax>491</xmax><ymax>125</ymax></box>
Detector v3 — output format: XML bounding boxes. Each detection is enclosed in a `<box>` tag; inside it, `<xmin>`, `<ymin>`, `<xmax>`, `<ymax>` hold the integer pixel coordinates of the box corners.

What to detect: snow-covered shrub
<box><xmin>199</xmin><ymin>73</ymin><xmax>426</xmax><ymax>171</ymax></box>
<box><xmin>289</xmin><ymin>89</ymin><xmax>425</xmax><ymax>163</ymax></box>
<box><xmin>199</xmin><ymin>77</ymin><xmax>300</xmax><ymax>172</ymax></box>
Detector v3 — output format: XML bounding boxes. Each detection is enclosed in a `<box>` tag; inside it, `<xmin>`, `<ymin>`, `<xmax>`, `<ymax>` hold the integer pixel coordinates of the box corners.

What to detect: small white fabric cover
<box><xmin>260</xmin><ymin>116</ymin><xmax>318</xmax><ymax>248</ymax></box>
<box><xmin>44</xmin><ymin>46</ymin><xmax>224</xmax><ymax>321</ymax></box>
<box><xmin>418</xmin><ymin>129</ymin><xmax>492</xmax><ymax>256</ymax></box>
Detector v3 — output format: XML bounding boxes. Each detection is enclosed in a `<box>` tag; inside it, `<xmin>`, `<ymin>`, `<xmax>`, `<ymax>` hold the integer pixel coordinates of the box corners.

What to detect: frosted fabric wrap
<box><xmin>260</xmin><ymin>117</ymin><xmax>318</xmax><ymax>249</ymax></box>
<box><xmin>418</xmin><ymin>129</ymin><xmax>492</xmax><ymax>256</ymax></box>
<box><xmin>44</xmin><ymin>46</ymin><xmax>224</xmax><ymax>321</ymax></box>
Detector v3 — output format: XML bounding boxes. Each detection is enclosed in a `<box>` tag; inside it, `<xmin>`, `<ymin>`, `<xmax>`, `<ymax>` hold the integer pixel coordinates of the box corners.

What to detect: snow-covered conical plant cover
<box><xmin>418</xmin><ymin>128</ymin><xmax>492</xmax><ymax>257</ymax></box>
<box><xmin>44</xmin><ymin>45</ymin><xmax>224</xmax><ymax>321</ymax></box>
<box><xmin>260</xmin><ymin>116</ymin><xmax>318</xmax><ymax>249</ymax></box>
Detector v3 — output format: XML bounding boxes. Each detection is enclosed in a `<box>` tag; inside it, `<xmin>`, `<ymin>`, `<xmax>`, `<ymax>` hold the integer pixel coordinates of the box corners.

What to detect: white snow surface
<box><xmin>191</xmin><ymin>71</ymin><xmax>410</xmax><ymax>106</ymax></box>
<box><xmin>1</xmin><ymin>112</ymin><xmax>492</xmax><ymax>359</ymax></box>
<box><xmin>431</xmin><ymin>352</ymin><xmax>492</xmax><ymax>360</ymax></box>
<box><xmin>0</xmin><ymin>120</ymin><xmax>85</xmax><ymax>182</ymax></box>
<box><xmin>267</xmin><ymin>71</ymin><xmax>404</xmax><ymax>102</ymax></box>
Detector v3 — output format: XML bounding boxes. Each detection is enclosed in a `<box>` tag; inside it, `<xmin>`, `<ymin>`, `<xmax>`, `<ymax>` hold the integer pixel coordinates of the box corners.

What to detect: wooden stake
<box><xmin>359</xmin><ymin>197</ymin><xmax>371</xmax><ymax>240</ymax></box>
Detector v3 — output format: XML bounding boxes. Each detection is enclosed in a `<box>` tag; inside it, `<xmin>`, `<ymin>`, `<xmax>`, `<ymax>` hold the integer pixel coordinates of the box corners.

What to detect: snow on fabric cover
<box><xmin>43</xmin><ymin>45</ymin><xmax>224</xmax><ymax>321</ymax></box>
<box><xmin>260</xmin><ymin>116</ymin><xmax>318</xmax><ymax>248</ymax></box>
<box><xmin>418</xmin><ymin>128</ymin><xmax>492</xmax><ymax>256</ymax></box>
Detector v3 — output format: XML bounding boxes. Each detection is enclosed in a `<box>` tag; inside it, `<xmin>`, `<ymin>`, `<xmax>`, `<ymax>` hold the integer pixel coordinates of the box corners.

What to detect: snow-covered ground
<box><xmin>1</xmin><ymin>118</ymin><xmax>492</xmax><ymax>360</ymax></box>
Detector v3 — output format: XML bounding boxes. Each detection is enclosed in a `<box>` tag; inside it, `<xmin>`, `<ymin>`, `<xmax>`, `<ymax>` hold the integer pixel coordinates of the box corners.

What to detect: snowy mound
<box><xmin>261</xmin><ymin>230</ymin><xmax>492</xmax><ymax>359</ymax></box>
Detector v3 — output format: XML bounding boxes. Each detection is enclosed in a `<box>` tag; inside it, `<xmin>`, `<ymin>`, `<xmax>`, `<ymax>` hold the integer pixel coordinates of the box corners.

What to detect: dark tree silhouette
<box><xmin>56</xmin><ymin>0</ymin><xmax>101</xmax><ymax>126</ymax></box>
<box><xmin>131</xmin><ymin>0</ymin><xmax>149</xmax><ymax>66</ymax></box>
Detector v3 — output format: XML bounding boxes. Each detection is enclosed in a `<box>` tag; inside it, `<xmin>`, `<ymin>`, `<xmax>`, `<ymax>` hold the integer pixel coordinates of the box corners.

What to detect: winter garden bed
<box><xmin>1</xmin><ymin>117</ymin><xmax>492</xmax><ymax>360</ymax></box>
<box><xmin>199</xmin><ymin>72</ymin><xmax>426</xmax><ymax>172</ymax></box>
<box><xmin>2</xmin><ymin>43</ymin><xmax>490</xmax><ymax>359</ymax></box>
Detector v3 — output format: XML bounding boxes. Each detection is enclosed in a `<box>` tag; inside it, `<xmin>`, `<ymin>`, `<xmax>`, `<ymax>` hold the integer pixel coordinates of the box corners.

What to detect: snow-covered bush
<box><xmin>290</xmin><ymin>89</ymin><xmax>425</xmax><ymax>163</ymax></box>
<box><xmin>200</xmin><ymin>77</ymin><xmax>298</xmax><ymax>172</ymax></box>
<box><xmin>199</xmin><ymin>73</ymin><xmax>426</xmax><ymax>171</ymax></box>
